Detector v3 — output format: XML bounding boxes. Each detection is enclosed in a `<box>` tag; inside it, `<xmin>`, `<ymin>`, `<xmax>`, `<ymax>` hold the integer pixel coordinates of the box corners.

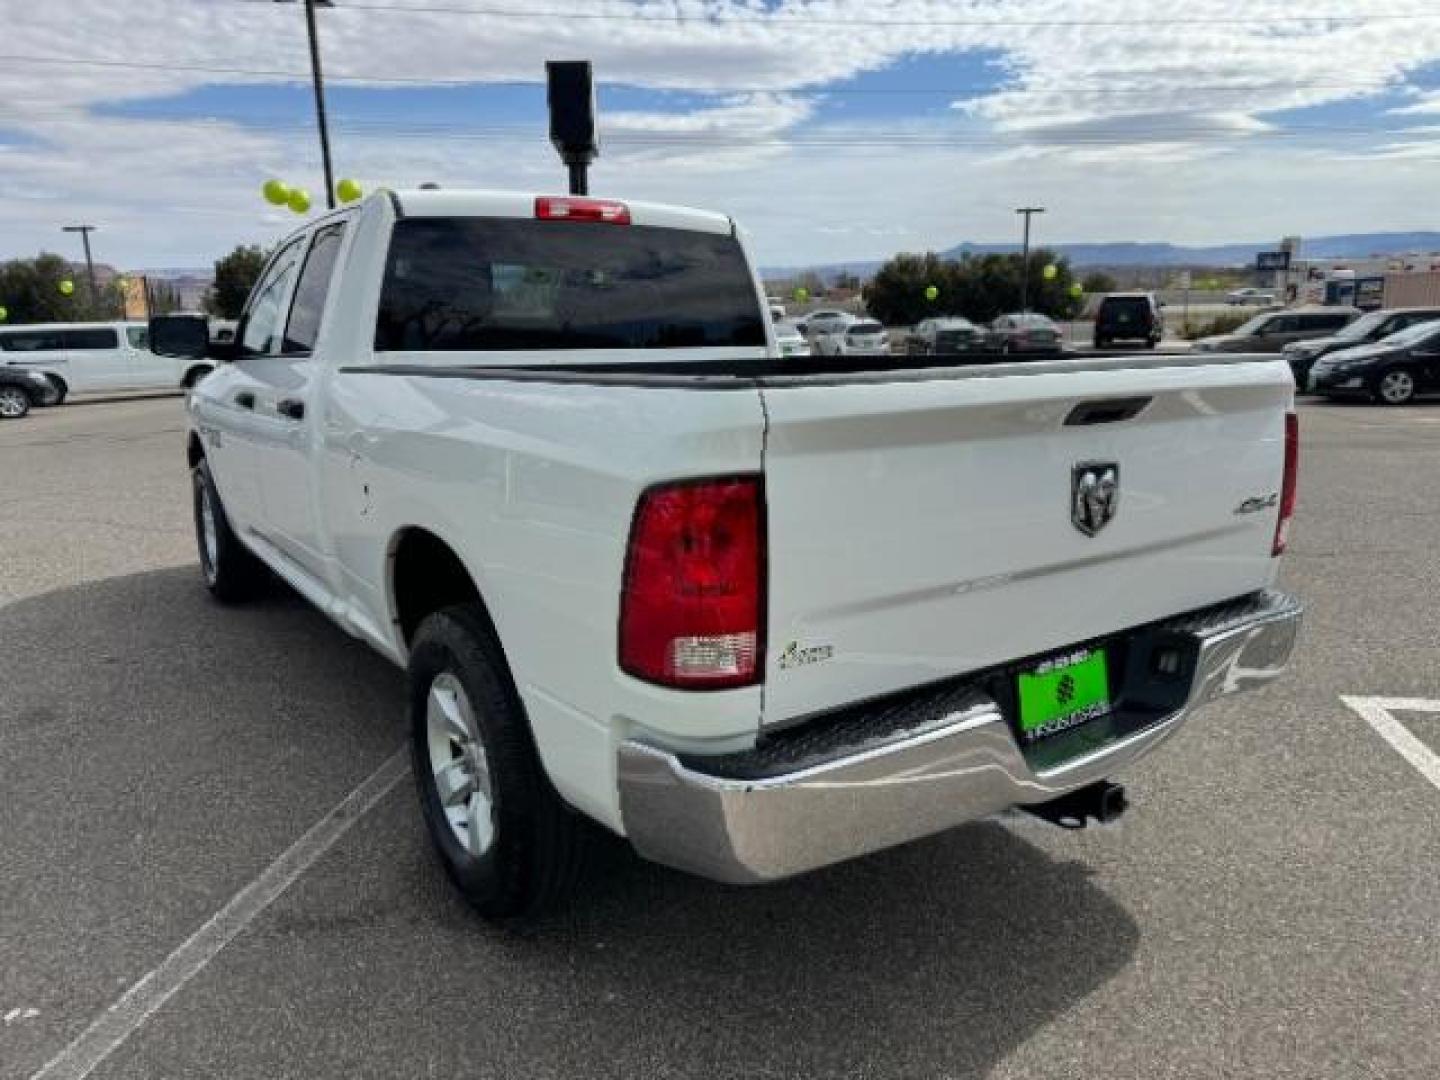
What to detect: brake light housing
<box><xmin>619</xmin><ymin>476</ymin><xmax>766</xmax><ymax>689</ymax></box>
<box><xmin>535</xmin><ymin>196</ymin><xmax>631</xmax><ymax>224</ymax></box>
<box><xmin>1273</xmin><ymin>411</ymin><xmax>1299</xmax><ymax>556</ymax></box>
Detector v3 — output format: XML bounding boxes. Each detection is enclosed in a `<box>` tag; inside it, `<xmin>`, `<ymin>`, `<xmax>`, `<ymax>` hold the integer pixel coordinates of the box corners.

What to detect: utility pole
<box><xmin>62</xmin><ymin>224</ymin><xmax>100</xmax><ymax>310</ymax></box>
<box><xmin>1016</xmin><ymin>206</ymin><xmax>1045</xmax><ymax>312</ymax></box>
<box><xmin>276</xmin><ymin>0</ymin><xmax>337</xmax><ymax>208</ymax></box>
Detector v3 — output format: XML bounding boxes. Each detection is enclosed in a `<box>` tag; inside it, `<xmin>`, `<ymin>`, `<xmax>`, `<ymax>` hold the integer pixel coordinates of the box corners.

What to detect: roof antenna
<box><xmin>546</xmin><ymin>61</ymin><xmax>598</xmax><ymax>195</ymax></box>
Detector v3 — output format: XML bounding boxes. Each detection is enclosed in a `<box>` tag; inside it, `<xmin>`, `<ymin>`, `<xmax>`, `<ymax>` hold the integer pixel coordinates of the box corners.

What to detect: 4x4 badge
<box><xmin>1072</xmin><ymin>462</ymin><xmax>1119</xmax><ymax>536</ymax></box>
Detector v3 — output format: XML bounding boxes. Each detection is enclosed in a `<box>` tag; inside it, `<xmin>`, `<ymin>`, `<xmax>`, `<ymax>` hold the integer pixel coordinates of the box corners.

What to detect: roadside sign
<box><xmin>1256</xmin><ymin>251</ymin><xmax>1291</xmax><ymax>272</ymax></box>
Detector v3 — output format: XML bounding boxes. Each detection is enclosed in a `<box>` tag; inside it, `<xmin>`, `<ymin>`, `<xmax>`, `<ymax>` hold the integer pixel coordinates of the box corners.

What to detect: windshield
<box><xmin>1380</xmin><ymin>320</ymin><xmax>1440</xmax><ymax>348</ymax></box>
<box><xmin>848</xmin><ymin>321</ymin><xmax>883</xmax><ymax>334</ymax></box>
<box><xmin>375</xmin><ymin>217</ymin><xmax>765</xmax><ymax>351</ymax></box>
<box><xmin>1231</xmin><ymin>312</ymin><xmax>1275</xmax><ymax>336</ymax></box>
<box><xmin>1333</xmin><ymin>311</ymin><xmax>1389</xmax><ymax>340</ymax></box>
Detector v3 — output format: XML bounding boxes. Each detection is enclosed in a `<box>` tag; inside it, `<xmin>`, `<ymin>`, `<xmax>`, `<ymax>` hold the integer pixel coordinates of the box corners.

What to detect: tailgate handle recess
<box><xmin>1065</xmin><ymin>396</ymin><xmax>1152</xmax><ymax>426</ymax></box>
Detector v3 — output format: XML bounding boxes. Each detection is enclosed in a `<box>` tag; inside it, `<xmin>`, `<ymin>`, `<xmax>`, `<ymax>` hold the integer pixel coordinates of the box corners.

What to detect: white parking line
<box><xmin>1340</xmin><ymin>697</ymin><xmax>1440</xmax><ymax>793</ymax></box>
<box><xmin>29</xmin><ymin>748</ymin><xmax>410</xmax><ymax>1080</ymax></box>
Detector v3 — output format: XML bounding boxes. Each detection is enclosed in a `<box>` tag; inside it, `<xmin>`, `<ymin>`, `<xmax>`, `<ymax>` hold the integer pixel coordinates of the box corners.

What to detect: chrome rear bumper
<box><xmin>618</xmin><ymin>590</ymin><xmax>1302</xmax><ymax>884</ymax></box>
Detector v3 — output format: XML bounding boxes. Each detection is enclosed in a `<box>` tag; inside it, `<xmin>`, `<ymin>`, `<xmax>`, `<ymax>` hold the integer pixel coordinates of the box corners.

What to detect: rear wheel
<box><xmin>193</xmin><ymin>459</ymin><xmax>264</xmax><ymax>602</ymax></box>
<box><xmin>0</xmin><ymin>385</ymin><xmax>32</xmax><ymax>420</ymax></box>
<box><xmin>409</xmin><ymin>604</ymin><xmax>587</xmax><ymax>920</ymax></box>
<box><xmin>1375</xmin><ymin>367</ymin><xmax>1417</xmax><ymax>406</ymax></box>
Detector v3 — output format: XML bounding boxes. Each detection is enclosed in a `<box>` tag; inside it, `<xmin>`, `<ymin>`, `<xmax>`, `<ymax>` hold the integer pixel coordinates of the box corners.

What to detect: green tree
<box><xmin>864</xmin><ymin>249</ymin><xmax>1079</xmax><ymax>326</ymax></box>
<box><xmin>206</xmin><ymin>244</ymin><xmax>269</xmax><ymax>318</ymax></box>
<box><xmin>0</xmin><ymin>253</ymin><xmax>118</xmax><ymax>323</ymax></box>
<box><xmin>1081</xmin><ymin>271</ymin><xmax>1118</xmax><ymax>294</ymax></box>
<box><xmin>861</xmin><ymin>252</ymin><xmax>950</xmax><ymax>326</ymax></box>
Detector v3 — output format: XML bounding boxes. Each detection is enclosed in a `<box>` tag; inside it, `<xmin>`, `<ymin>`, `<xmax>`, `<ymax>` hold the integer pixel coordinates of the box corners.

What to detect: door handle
<box><xmin>235</xmin><ymin>391</ymin><xmax>255</xmax><ymax>410</ymax></box>
<box><xmin>277</xmin><ymin>398</ymin><xmax>306</xmax><ymax>421</ymax></box>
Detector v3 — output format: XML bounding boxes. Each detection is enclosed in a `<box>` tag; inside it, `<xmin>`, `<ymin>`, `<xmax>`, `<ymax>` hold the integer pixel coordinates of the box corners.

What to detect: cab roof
<box><xmin>385</xmin><ymin>188</ymin><xmax>735</xmax><ymax>236</ymax></box>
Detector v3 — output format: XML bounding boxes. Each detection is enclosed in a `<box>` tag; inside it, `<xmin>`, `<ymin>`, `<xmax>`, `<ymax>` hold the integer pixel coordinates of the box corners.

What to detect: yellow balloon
<box><xmin>924</xmin><ymin>284</ymin><xmax>939</xmax><ymax>301</ymax></box>
<box><xmin>336</xmin><ymin>178</ymin><xmax>363</xmax><ymax>203</ymax></box>
<box><xmin>263</xmin><ymin>179</ymin><xmax>291</xmax><ymax>205</ymax></box>
<box><xmin>1043</xmin><ymin>264</ymin><xmax>1058</xmax><ymax>280</ymax></box>
<box><xmin>793</xmin><ymin>286</ymin><xmax>809</xmax><ymax>303</ymax></box>
<box><xmin>0</xmin><ymin>306</ymin><xmax>8</xmax><ymax>322</ymax></box>
<box><xmin>59</xmin><ymin>279</ymin><xmax>75</xmax><ymax>296</ymax></box>
<box><xmin>1069</xmin><ymin>282</ymin><xmax>1084</xmax><ymax>297</ymax></box>
<box><xmin>287</xmin><ymin>188</ymin><xmax>312</xmax><ymax>214</ymax></box>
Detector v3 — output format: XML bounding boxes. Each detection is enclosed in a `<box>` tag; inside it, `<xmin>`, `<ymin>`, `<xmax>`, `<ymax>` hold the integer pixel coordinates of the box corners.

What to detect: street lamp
<box><xmin>62</xmin><ymin>224</ymin><xmax>100</xmax><ymax>308</ymax></box>
<box><xmin>1016</xmin><ymin>206</ymin><xmax>1045</xmax><ymax>312</ymax></box>
<box><xmin>275</xmin><ymin>0</ymin><xmax>337</xmax><ymax>209</ymax></box>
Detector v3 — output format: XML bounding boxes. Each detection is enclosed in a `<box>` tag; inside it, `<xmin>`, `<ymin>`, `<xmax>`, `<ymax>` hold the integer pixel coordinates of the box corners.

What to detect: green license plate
<box><xmin>1016</xmin><ymin>648</ymin><xmax>1112</xmax><ymax>743</ymax></box>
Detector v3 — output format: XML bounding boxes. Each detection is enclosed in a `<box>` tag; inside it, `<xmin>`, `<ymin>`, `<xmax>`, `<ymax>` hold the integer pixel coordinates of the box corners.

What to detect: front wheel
<box><xmin>193</xmin><ymin>460</ymin><xmax>264</xmax><ymax>602</ymax></box>
<box><xmin>1375</xmin><ymin>368</ymin><xmax>1417</xmax><ymax>406</ymax></box>
<box><xmin>409</xmin><ymin>605</ymin><xmax>588</xmax><ymax>920</ymax></box>
<box><xmin>0</xmin><ymin>385</ymin><xmax>33</xmax><ymax>419</ymax></box>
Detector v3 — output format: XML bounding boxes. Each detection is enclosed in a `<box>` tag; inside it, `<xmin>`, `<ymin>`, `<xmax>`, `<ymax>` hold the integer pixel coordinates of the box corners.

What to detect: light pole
<box><xmin>62</xmin><ymin>224</ymin><xmax>100</xmax><ymax>309</ymax></box>
<box><xmin>276</xmin><ymin>0</ymin><xmax>337</xmax><ymax>208</ymax></box>
<box><xmin>1016</xmin><ymin>206</ymin><xmax>1045</xmax><ymax>312</ymax></box>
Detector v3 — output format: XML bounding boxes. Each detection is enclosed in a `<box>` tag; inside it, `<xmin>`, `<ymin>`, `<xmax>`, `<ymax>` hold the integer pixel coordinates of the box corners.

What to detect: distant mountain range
<box><xmin>762</xmin><ymin>232</ymin><xmax>1440</xmax><ymax>279</ymax></box>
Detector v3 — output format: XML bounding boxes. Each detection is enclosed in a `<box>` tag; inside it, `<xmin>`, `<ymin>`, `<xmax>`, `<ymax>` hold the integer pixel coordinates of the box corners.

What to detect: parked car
<box><xmin>0</xmin><ymin>365</ymin><xmax>62</xmax><ymax>419</ymax></box>
<box><xmin>1094</xmin><ymin>293</ymin><xmax>1163</xmax><ymax>349</ymax></box>
<box><xmin>1309</xmin><ymin>318</ymin><xmax>1440</xmax><ymax>405</ymax></box>
<box><xmin>827</xmin><ymin>319</ymin><xmax>889</xmax><ymax>356</ymax></box>
<box><xmin>773</xmin><ymin>318</ymin><xmax>809</xmax><ymax>358</ymax></box>
<box><xmin>798</xmin><ymin>309</ymin><xmax>852</xmax><ymax>341</ymax></box>
<box><xmin>1227</xmin><ymin>287</ymin><xmax>1276</xmax><ymax>306</ymax></box>
<box><xmin>988</xmin><ymin>312</ymin><xmax>1064</xmax><ymax>354</ymax></box>
<box><xmin>1283</xmin><ymin>306</ymin><xmax>1440</xmax><ymax>388</ymax></box>
<box><xmin>806</xmin><ymin>313</ymin><xmax>859</xmax><ymax>355</ymax></box>
<box><xmin>150</xmin><ymin>188</ymin><xmax>1301</xmax><ymax>919</ymax></box>
<box><xmin>1192</xmin><ymin>306</ymin><xmax>1359</xmax><ymax>354</ymax></box>
<box><xmin>0</xmin><ymin>321</ymin><xmax>214</xmax><ymax>402</ymax></box>
<box><xmin>909</xmin><ymin>317</ymin><xmax>985</xmax><ymax>355</ymax></box>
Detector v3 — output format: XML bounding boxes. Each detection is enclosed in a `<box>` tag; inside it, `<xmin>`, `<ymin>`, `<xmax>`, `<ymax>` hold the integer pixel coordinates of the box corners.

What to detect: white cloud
<box><xmin>4</xmin><ymin>0</ymin><xmax>1440</xmax><ymax>268</ymax></box>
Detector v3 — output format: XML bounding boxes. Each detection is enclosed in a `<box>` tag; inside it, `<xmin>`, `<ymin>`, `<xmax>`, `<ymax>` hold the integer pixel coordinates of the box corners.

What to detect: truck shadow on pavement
<box><xmin>0</xmin><ymin>566</ymin><xmax>1140</xmax><ymax>1080</ymax></box>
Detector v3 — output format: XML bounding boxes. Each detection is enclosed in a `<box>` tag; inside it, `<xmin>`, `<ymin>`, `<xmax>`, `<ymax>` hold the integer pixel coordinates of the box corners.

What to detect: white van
<box><xmin>0</xmin><ymin>321</ymin><xmax>214</xmax><ymax>402</ymax></box>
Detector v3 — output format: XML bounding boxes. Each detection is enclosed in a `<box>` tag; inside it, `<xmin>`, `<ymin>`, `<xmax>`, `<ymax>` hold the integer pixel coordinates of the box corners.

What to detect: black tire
<box><xmin>192</xmin><ymin>459</ymin><xmax>264</xmax><ymax>602</ymax></box>
<box><xmin>1093</xmin><ymin>336</ymin><xmax>1106</xmax><ymax>350</ymax></box>
<box><xmin>0</xmin><ymin>384</ymin><xmax>33</xmax><ymax>420</ymax></box>
<box><xmin>1373</xmin><ymin>367</ymin><xmax>1417</xmax><ymax>406</ymax></box>
<box><xmin>1144</xmin><ymin>338</ymin><xmax>1158</xmax><ymax>350</ymax></box>
<box><xmin>46</xmin><ymin>375</ymin><xmax>67</xmax><ymax>405</ymax></box>
<box><xmin>409</xmin><ymin>604</ymin><xmax>587</xmax><ymax>920</ymax></box>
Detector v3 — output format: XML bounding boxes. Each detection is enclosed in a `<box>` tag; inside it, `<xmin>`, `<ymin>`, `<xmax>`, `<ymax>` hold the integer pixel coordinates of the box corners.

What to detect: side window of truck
<box><xmin>239</xmin><ymin>237</ymin><xmax>306</xmax><ymax>357</ymax></box>
<box><xmin>282</xmin><ymin>221</ymin><xmax>348</xmax><ymax>355</ymax></box>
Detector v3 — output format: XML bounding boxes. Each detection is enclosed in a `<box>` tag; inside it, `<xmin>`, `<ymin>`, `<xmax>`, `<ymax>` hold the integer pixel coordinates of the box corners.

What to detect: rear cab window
<box><xmin>374</xmin><ymin>217</ymin><xmax>765</xmax><ymax>353</ymax></box>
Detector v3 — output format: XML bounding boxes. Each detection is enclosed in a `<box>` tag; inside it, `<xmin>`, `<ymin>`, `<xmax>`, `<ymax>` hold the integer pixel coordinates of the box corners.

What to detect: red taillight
<box><xmin>619</xmin><ymin>477</ymin><xmax>765</xmax><ymax>689</ymax></box>
<box><xmin>534</xmin><ymin>196</ymin><xmax>631</xmax><ymax>224</ymax></box>
<box><xmin>1273</xmin><ymin>411</ymin><xmax>1299</xmax><ymax>556</ymax></box>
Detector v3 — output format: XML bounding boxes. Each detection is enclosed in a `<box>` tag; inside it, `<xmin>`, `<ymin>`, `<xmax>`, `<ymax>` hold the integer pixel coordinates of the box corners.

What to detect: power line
<box><xmin>217</xmin><ymin>0</ymin><xmax>1440</xmax><ymax>28</ymax></box>
<box><xmin>0</xmin><ymin>52</ymin><xmax>1431</xmax><ymax>98</ymax></box>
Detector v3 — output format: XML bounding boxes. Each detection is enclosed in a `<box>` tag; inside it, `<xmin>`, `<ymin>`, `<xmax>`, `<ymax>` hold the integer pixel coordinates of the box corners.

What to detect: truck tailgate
<box><xmin>759</xmin><ymin>357</ymin><xmax>1293</xmax><ymax>724</ymax></box>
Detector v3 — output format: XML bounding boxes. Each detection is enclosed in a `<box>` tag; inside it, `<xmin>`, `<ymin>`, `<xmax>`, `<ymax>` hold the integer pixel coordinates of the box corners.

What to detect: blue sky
<box><xmin>6</xmin><ymin>0</ymin><xmax>1440</xmax><ymax>268</ymax></box>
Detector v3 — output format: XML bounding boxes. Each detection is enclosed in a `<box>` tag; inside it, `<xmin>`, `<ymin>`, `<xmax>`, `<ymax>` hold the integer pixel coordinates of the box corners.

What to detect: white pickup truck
<box><xmin>153</xmin><ymin>189</ymin><xmax>1303</xmax><ymax>919</ymax></box>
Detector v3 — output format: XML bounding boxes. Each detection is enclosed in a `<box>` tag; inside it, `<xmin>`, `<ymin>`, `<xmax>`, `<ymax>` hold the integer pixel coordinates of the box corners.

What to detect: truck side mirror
<box><xmin>149</xmin><ymin>315</ymin><xmax>211</xmax><ymax>359</ymax></box>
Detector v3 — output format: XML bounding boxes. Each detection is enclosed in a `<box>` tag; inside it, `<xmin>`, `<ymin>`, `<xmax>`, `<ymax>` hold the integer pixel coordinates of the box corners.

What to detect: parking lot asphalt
<box><xmin>3</xmin><ymin>393</ymin><xmax>1439</xmax><ymax>1079</ymax></box>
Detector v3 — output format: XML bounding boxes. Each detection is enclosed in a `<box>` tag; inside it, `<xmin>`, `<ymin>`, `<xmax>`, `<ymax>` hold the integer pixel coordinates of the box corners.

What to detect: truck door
<box><xmin>248</xmin><ymin>219</ymin><xmax>349</xmax><ymax>580</ymax></box>
<box><xmin>211</xmin><ymin>235</ymin><xmax>308</xmax><ymax>534</ymax></box>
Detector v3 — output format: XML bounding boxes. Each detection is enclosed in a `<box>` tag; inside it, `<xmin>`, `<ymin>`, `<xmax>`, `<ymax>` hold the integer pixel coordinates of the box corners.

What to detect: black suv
<box><xmin>1094</xmin><ymin>293</ymin><xmax>1162</xmax><ymax>349</ymax></box>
